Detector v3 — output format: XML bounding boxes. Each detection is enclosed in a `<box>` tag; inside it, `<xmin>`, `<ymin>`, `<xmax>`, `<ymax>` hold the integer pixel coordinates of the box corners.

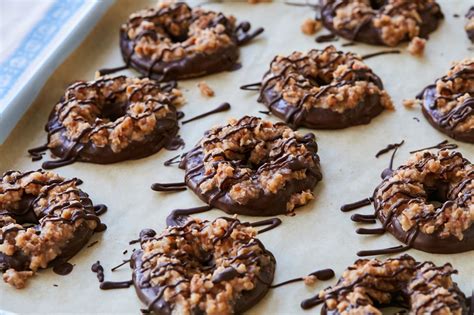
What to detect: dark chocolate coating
<box><xmin>371</xmin><ymin>151</ymin><xmax>474</xmax><ymax>254</ymax></box>
<box><xmin>319</xmin><ymin>281</ymin><xmax>469</xmax><ymax>315</ymax></box>
<box><xmin>130</xmin><ymin>217</ymin><xmax>276</xmax><ymax>315</ymax></box>
<box><xmin>312</xmin><ymin>255</ymin><xmax>469</xmax><ymax>314</ymax></box>
<box><xmin>39</xmin><ymin>76</ymin><xmax>182</xmax><ymax>168</ymax></box>
<box><xmin>119</xmin><ymin>3</ymin><xmax>263</xmax><ymax>82</ymax></box>
<box><xmin>131</xmin><ymin>249</ymin><xmax>275</xmax><ymax>314</ymax></box>
<box><xmin>420</xmin><ymin>84</ymin><xmax>474</xmax><ymax>143</ymax></box>
<box><xmin>260</xmin><ymin>87</ymin><xmax>385</xmax><ymax>129</ymax></box>
<box><xmin>257</xmin><ymin>48</ymin><xmax>387</xmax><ymax>129</ymax></box>
<box><xmin>376</xmin><ymin>210</ymin><xmax>474</xmax><ymax>254</ymax></box>
<box><xmin>320</xmin><ymin>0</ymin><xmax>444</xmax><ymax>46</ymax></box>
<box><xmin>0</xmin><ymin>190</ymin><xmax>101</xmax><ymax>274</ymax></box>
<box><xmin>120</xmin><ymin>30</ymin><xmax>239</xmax><ymax>82</ymax></box>
<box><xmin>46</xmin><ymin>108</ymin><xmax>179</xmax><ymax>165</ymax></box>
<box><xmin>179</xmin><ymin>124</ymin><xmax>322</xmax><ymax>216</ymax></box>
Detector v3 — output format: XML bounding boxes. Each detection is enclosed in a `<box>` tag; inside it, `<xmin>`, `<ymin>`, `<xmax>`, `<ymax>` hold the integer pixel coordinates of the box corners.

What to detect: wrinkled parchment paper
<box><xmin>0</xmin><ymin>1</ymin><xmax>473</xmax><ymax>313</ymax></box>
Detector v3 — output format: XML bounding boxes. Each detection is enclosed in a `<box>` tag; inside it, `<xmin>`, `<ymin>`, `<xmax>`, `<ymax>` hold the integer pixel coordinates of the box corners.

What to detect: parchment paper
<box><xmin>0</xmin><ymin>1</ymin><xmax>473</xmax><ymax>314</ymax></box>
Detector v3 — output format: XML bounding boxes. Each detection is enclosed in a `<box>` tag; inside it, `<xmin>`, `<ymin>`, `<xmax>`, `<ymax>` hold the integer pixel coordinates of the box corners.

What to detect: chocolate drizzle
<box><xmin>257</xmin><ymin>46</ymin><xmax>389</xmax><ymax>129</ymax></box>
<box><xmin>87</xmin><ymin>240</ymin><xmax>99</xmax><ymax>248</ymax></box>
<box><xmin>179</xmin><ymin>116</ymin><xmax>322</xmax><ymax>216</ymax></box>
<box><xmin>91</xmin><ymin>261</ymin><xmax>104</xmax><ymax>282</ymax></box>
<box><xmin>240</xmin><ymin>82</ymin><xmax>262</xmax><ymax>91</ymax></box>
<box><xmin>418</xmin><ymin>60</ymin><xmax>474</xmax><ymax>143</ymax></box>
<box><xmin>341</xmin><ymin>197</ymin><xmax>372</xmax><ymax>212</ymax></box>
<box><xmin>28</xmin><ymin>144</ymin><xmax>48</xmax><ymax>161</ymax></box>
<box><xmin>52</xmin><ymin>262</ymin><xmax>74</xmax><ymax>276</ymax></box>
<box><xmin>166</xmin><ymin>205</ymin><xmax>213</xmax><ymax>227</ymax></box>
<box><xmin>304</xmin><ymin>255</ymin><xmax>468</xmax><ymax>313</ymax></box>
<box><xmin>91</xmin><ymin>260</ymin><xmax>133</xmax><ymax>290</ymax></box>
<box><xmin>100</xmin><ymin>280</ymin><xmax>133</xmax><ymax>290</ymax></box>
<box><xmin>249</xmin><ymin>218</ymin><xmax>282</xmax><ymax>234</ymax></box>
<box><xmin>343</xmin><ymin>148</ymin><xmax>474</xmax><ymax>256</ymax></box>
<box><xmin>151</xmin><ymin>182</ymin><xmax>187</xmax><ymax>192</ymax></box>
<box><xmin>0</xmin><ymin>170</ymin><xmax>107</xmax><ymax>283</ymax></box>
<box><xmin>270</xmin><ymin>268</ymin><xmax>334</xmax><ymax>289</ymax></box>
<box><xmin>362</xmin><ymin>49</ymin><xmax>401</xmax><ymax>60</ymax></box>
<box><xmin>131</xmin><ymin>216</ymin><xmax>276</xmax><ymax>314</ymax></box>
<box><xmin>111</xmin><ymin>259</ymin><xmax>132</xmax><ymax>272</ymax></box>
<box><xmin>315</xmin><ymin>33</ymin><xmax>338</xmax><ymax>43</ymax></box>
<box><xmin>97</xmin><ymin>65</ymin><xmax>129</xmax><ymax>76</ymax></box>
<box><xmin>320</xmin><ymin>0</ymin><xmax>443</xmax><ymax>46</ymax></box>
<box><xmin>30</xmin><ymin>76</ymin><xmax>181</xmax><ymax>168</ymax></box>
<box><xmin>119</xmin><ymin>2</ymin><xmax>263</xmax><ymax>82</ymax></box>
<box><xmin>181</xmin><ymin>102</ymin><xmax>231</xmax><ymax>124</ymax></box>
<box><xmin>375</xmin><ymin>140</ymin><xmax>404</xmax><ymax>158</ymax></box>
<box><xmin>163</xmin><ymin>154</ymin><xmax>183</xmax><ymax>166</ymax></box>
<box><xmin>409</xmin><ymin>140</ymin><xmax>458</xmax><ymax>153</ymax></box>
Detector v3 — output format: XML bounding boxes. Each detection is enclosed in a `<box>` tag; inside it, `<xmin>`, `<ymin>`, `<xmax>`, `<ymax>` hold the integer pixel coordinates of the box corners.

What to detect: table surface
<box><xmin>0</xmin><ymin>0</ymin><xmax>473</xmax><ymax>314</ymax></box>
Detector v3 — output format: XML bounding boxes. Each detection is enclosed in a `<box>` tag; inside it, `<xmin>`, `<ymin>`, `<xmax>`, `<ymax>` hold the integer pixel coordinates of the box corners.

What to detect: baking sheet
<box><xmin>0</xmin><ymin>0</ymin><xmax>473</xmax><ymax>313</ymax></box>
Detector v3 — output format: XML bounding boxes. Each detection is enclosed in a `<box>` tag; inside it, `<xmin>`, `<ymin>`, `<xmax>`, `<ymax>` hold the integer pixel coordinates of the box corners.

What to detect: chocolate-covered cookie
<box><xmin>131</xmin><ymin>216</ymin><xmax>275</xmax><ymax>314</ymax></box>
<box><xmin>344</xmin><ymin>148</ymin><xmax>473</xmax><ymax>256</ymax></box>
<box><xmin>0</xmin><ymin>170</ymin><xmax>106</xmax><ymax>288</ymax></box>
<box><xmin>372</xmin><ymin>149</ymin><xmax>474</xmax><ymax>254</ymax></box>
<box><xmin>301</xmin><ymin>255</ymin><xmax>468</xmax><ymax>314</ymax></box>
<box><xmin>120</xmin><ymin>2</ymin><xmax>263</xmax><ymax>81</ymax></box>
<box><xmin>29</xmin><ymin>75</ymin><xmax>184</xmax><ymax>168</ymax></box>
<box><xmin>418</xmin><ymin>59</ymin><xmax>474</xmax><ymax>143</ymax></box>
<box><xmin>178</xmin><ymin>116</ymin><xmax>322</xmax><ymax>215</ymax></box>
<box><xmin>320</xmin><ymin>0</ymin><xmax>443</xmax><ymax>47</ymax></box>
<box><xmin>257</xmin><ymin>46</ymin><xmax>393</xmax><ymax>129</ymax></box>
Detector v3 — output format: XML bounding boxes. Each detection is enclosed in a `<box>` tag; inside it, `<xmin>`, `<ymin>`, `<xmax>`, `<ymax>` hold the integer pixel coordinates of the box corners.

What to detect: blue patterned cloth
<box><xmin>0</xmin><ymin>0</ymin><xmax>113</xmax><ymax>144</ymax></box>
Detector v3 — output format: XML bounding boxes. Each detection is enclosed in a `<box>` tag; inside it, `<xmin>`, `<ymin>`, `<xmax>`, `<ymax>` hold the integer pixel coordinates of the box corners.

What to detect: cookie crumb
<box><xmin>403</xmin><ymin>98</ymin><xmax>421</xmax><ymax>108</ymax></box>
<box><xmin>407</xmin><ymin>36</ymin><xmax>426</xmax><ymax>56</ymax></box>
<box><xmin>301</xmin><ymin>18</ymin><xmax>322</xmax><ymax>35</ymax></box>
<box><xmin>198</xmin><ymin>81</ymin><xmax>215</xmax><ymax>97</ymax></box>
<box><xmin>303</xmin><ymin>275</ymin><xmax>317</xmax><ymax>286</ymax></box>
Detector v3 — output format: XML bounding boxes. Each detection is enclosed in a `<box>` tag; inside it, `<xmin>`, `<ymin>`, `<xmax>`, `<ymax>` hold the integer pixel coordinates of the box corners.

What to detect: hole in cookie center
<box><xmin>197</xmin><ymin>252</ymin><xmax>216</xmax><ymax>272</ymax></box>
<box><xmin>228</xmin><ymin>148</ymin><xmax>270</xmax><ymax>171</ymax></box>
<box><xmin>308</xmin><ymin>75</ymin><xmax>332</xmax><ymax>87</ymax></box>
<box><xmin>100</xmin><ymin>103</ymin><xmax>128</xmax><ymax>122</ymax></box>
<box><xmin>5</xmin><ymin>195</ymin><xmax>40</xmax><ymax>226</ymax></box>
<box><xmin>424</xmin><ymin>181</ymin><xmax>450</xmax><ymax>208</ymax></box>
<box><xmin>369</xmin><ymin>0</ymin><xmax>385</xmax><ymax>9</ymax></box>
<box><xmin>164</xmin><ymin>26</ymin><xmax>189</xmax><ymax>43</ymax></box>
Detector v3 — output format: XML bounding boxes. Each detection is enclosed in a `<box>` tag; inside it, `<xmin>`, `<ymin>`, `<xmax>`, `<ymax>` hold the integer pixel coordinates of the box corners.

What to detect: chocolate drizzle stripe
<box><xmin>357</xmin><ymin>227</ymin><xmax>418</xmax><ymax>257</ymax></box>
<box><xmin>249</xmin><ymin>218</ymin><xmax>282</xmax><ymax>234</ymax></box>
<box><xmin>315</xmin><ymin>33</ymin><xmax>338</xmax><ymax>43</ymax></box>
<box><xmin>32</xmin><ymin>75</ymin><xmax>181</xmax><ymax>168</ymax></box>
<box><xmin>166</xmin><ymin>205</ymin><xmax>213</xmax><ymax>227</ymax></box>
<box><xmin>307</xmin><ymin>255</ymin><xmax>466</xmax><ymax>313</ymax></box>
<box><xmin>341</xmin><ymin>197</ymin><xmax>373</xmax><ymax>212</ymax></box>
<box><xmin>362</xmin><ymin>50</ymin><xmax>401</xmax><ymax>60</ymax></box>
<box><xmin>151</xmin><ymin>182</ymin><xmax>187</xmax><ymax>192</ymax></box>
<box><xmin>409</xmin><ymin>140</ymin><xmax>458</xmax><ymax>154</ymax></box>
<box><xmin>119</xmin><ymin>3</ymin><xmax>263</xmax><ymax>81</ymax></box>
<box><xmin>181</xmin><ymin>102</ymin><xmax>231</xmax><ymax>124</ymax></box>
<box><xmin>240</xmin><ymin>82</ymin><xmax>262</xmax><ymax>91</ymax></box>
<box><xmin>270</xmin><ymin>268</ymin><xmax>334</xmax><ymax>289</ymax></box>
<box><xmin>100</xmin><ymin>280</ymin><xmax>133</xmax><ymax>290</ymax></box>
<box><xmin>257</xmin><ymin>46</ymin><xmax>388</xmax><ymax>129</ymax></box>
<box><xmin>375</xmin><ymin>140</ymin><xmax>405</xmax><ymax>158</ymax></box>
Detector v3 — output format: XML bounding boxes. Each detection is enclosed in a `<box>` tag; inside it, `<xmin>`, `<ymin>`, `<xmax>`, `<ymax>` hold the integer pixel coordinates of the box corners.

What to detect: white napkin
<box><xmin>0</xmin><ymin>0</ymin><xmax>114</xmax><ymax>144</ymax></box>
